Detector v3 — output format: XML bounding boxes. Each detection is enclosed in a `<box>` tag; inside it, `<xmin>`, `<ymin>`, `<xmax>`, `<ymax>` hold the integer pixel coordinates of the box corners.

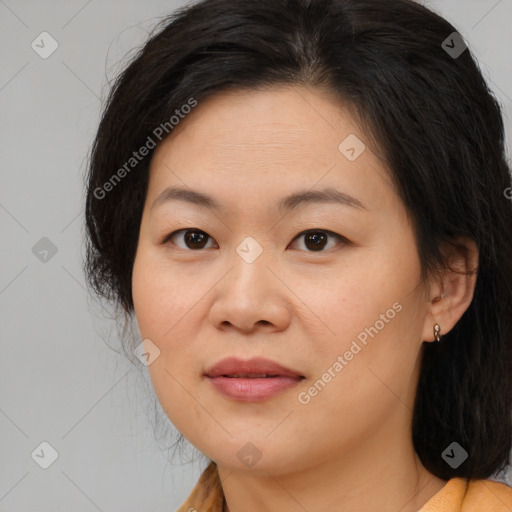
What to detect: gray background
<box><xmin>1</xmin><ymin>0</ymin><xmax>511</xmax><ymax>510</ymax></box>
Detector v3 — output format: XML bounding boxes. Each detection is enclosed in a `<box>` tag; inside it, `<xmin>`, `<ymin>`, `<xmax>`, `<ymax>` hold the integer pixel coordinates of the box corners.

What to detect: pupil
<box><xmin>306</xmin><ymin>232</ymin><xmax>326</xmax><ymax>251</ymax></box>
<box><xmin>186</xmin><ymin>231</ymin><xmax>206</xmax><ymax>249</ymax></box>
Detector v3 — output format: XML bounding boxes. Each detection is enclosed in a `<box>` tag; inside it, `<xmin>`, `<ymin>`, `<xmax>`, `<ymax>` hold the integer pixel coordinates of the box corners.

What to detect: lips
<box><xmin>204</xmin><ymin>357</ymin><xmax>305</xmax><ymax>379</ymax></box>
<box><xmin>204</xmin><ymin>357</ymin><xmax>305</xmax><ymax>402</ymax></box>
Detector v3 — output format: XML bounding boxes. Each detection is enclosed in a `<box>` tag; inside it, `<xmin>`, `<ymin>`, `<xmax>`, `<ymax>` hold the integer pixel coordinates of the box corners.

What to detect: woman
<box><xmin>83</xmin><ymin>0</ymin><xmax>512</xmax><ymax>510</ymax></box>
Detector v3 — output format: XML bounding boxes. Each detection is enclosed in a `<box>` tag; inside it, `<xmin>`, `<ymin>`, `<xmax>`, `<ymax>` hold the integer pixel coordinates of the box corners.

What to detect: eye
<box><xmin>162</xmin><ymin>229</ymin><xmax>216</xmax><ymax>250</ymax></box>
<box><xmin>288</xmin><ymin>229</ymin><xmax>348</xmax><ymax>252</ymax></box>
<box><xmin>161</xmin><ymin>228</ymin><xmax>348</xmax><ymax>252</ymax></box>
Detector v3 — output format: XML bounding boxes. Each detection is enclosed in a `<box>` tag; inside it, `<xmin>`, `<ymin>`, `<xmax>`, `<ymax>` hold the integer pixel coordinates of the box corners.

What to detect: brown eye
<box><xmin>288</xmin><ymin>230</ymin><xmax>347</xmax><ymax>252</ymax></box>
<box><xmin>164</xmin><ymin>229</ymin><xmax>216</xmax><ymax>250</ymax></box>
<box><xmin>162</xmin><ymin>228</ymin><xmax>347</xmax><ymax>252</ymax></box>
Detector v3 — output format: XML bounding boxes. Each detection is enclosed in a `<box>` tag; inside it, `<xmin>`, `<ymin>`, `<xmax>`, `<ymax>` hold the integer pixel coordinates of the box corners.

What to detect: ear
<box><xmin>421</xmin><ymin>237</ymin><xmax>479</xmax><ymax>342</ymax></box>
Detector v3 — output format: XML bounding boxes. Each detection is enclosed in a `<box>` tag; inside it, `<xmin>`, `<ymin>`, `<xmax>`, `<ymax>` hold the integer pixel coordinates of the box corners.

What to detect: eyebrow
<box><xmin>150</xmin><ymin>185</ymin><xmax>367</xmax><ymax>214</ymax></box>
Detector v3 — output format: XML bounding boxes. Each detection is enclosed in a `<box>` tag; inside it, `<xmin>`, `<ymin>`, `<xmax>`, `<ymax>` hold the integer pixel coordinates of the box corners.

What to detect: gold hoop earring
<box><xmin>433</xmin><ymin>323</ymin><xmax>442</xmax><ymax>342</ymax></box>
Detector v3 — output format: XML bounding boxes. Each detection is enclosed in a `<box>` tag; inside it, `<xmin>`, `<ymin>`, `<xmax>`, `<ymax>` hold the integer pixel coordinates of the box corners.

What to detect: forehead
<box><xmin>146</xmin><ymin>85</ymin><xmax>396</xmax><ymax>216</ymax></box>
<box><xmin>160</xmin><ymin>85</ymin><xmax>355</xmax><ymax>152</ymax></box>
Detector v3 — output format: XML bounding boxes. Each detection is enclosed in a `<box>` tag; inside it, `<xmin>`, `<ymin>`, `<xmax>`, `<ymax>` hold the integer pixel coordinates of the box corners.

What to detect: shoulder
<box><xmin>463</xmin><ymin>478</ymin><xmax>512</xmax><ymax>511</ymax></box>
<box><xmin>420</xmin><ymin>476</ymin><xmax>512</xmax><ymax>512</ymax></box>
<box><xmin>176</xmin><ymin>462</ymin><xmax>224</xmax><ymax>512</ymax></box>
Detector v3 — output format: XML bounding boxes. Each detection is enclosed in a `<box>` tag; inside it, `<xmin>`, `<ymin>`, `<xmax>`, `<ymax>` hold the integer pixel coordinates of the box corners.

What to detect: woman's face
<box><xmin>132</xmin><ymin>85</ymin><xmax>436</xmax><ymax>475</ymax></box>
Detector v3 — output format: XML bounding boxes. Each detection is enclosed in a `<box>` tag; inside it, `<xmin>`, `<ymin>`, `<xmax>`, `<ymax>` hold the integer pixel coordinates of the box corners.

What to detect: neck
<box><xmin>218</xmin><ymin>425</ymin><xmax>447</xmax><ymax>512</ymax></box>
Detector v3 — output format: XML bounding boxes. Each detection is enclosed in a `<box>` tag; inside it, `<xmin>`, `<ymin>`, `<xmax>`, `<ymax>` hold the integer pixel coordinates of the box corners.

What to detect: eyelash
<box><xmin>160</xmin><ymin>228</ymin><xmax>350</xmax><ymax>252</ymax></box>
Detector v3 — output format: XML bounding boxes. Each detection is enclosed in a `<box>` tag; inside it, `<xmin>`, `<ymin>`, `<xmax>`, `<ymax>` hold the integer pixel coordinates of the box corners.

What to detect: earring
<box><xmin>433</xmin><ymin>323</ymin><xmax>442</xmax><ymax>342</ymax></box>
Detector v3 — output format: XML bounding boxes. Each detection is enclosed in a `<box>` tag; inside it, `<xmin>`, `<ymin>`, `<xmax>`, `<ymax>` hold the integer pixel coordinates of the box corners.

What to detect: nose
<box><xmin>207</xmin><ymin>248</ymin><xmax>292</xmax><ymax>334</ymax></box>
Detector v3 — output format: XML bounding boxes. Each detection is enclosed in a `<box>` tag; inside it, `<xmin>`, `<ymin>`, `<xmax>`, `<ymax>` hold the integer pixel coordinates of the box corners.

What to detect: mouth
<box><xmin>204</xmin><ymin>357</ymin><xmax>305</xmax><ymax>379</ymax></box>
<box><xmin>218</xmin><ymin>373</ymin><xmax>297</xmax><ymax>378</ymax></box>
<box><xmin>204</xmin><ymin>357</ymin><xmax>305</xmax><ymax>402</ymax></box>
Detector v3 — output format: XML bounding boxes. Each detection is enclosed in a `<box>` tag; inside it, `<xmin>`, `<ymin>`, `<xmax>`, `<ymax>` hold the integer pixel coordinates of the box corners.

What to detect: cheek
<box><xmin>132</xmin><ymin>247</ymin><xmax>195</xmax><ymax>338</ymax></box>
<box><xmin>132</xmin><ymin>255</ymin><xmax>205</xmax><ymax>436</ymax></box>
<box><xmin>132</xmin><ymin>249</ymin><xmax>205</xmax><ymax>363</ymax></box>
<box><xmin>310</xmin><ymin>261</ymin><xmax>406</xmax><ymax>336</ymax></box>
<box><xmin>304</xmin><ymin>245</ymin><xmax>424</xmax><ymax>389</ymax></box>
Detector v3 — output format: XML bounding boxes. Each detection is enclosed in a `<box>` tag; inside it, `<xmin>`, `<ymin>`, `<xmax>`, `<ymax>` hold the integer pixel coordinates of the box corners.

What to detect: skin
<box><xmin>131</xmin><ymin>85</ymin><xmax>478</xmax><ymax>512</ymax></box>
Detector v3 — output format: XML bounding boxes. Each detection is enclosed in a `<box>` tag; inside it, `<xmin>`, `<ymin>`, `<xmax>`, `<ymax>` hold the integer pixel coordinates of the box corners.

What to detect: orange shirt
<box><xmin>176</xmin><ymin>461</ymin><xmax>512</xmax><ymax>512</ymax></box>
